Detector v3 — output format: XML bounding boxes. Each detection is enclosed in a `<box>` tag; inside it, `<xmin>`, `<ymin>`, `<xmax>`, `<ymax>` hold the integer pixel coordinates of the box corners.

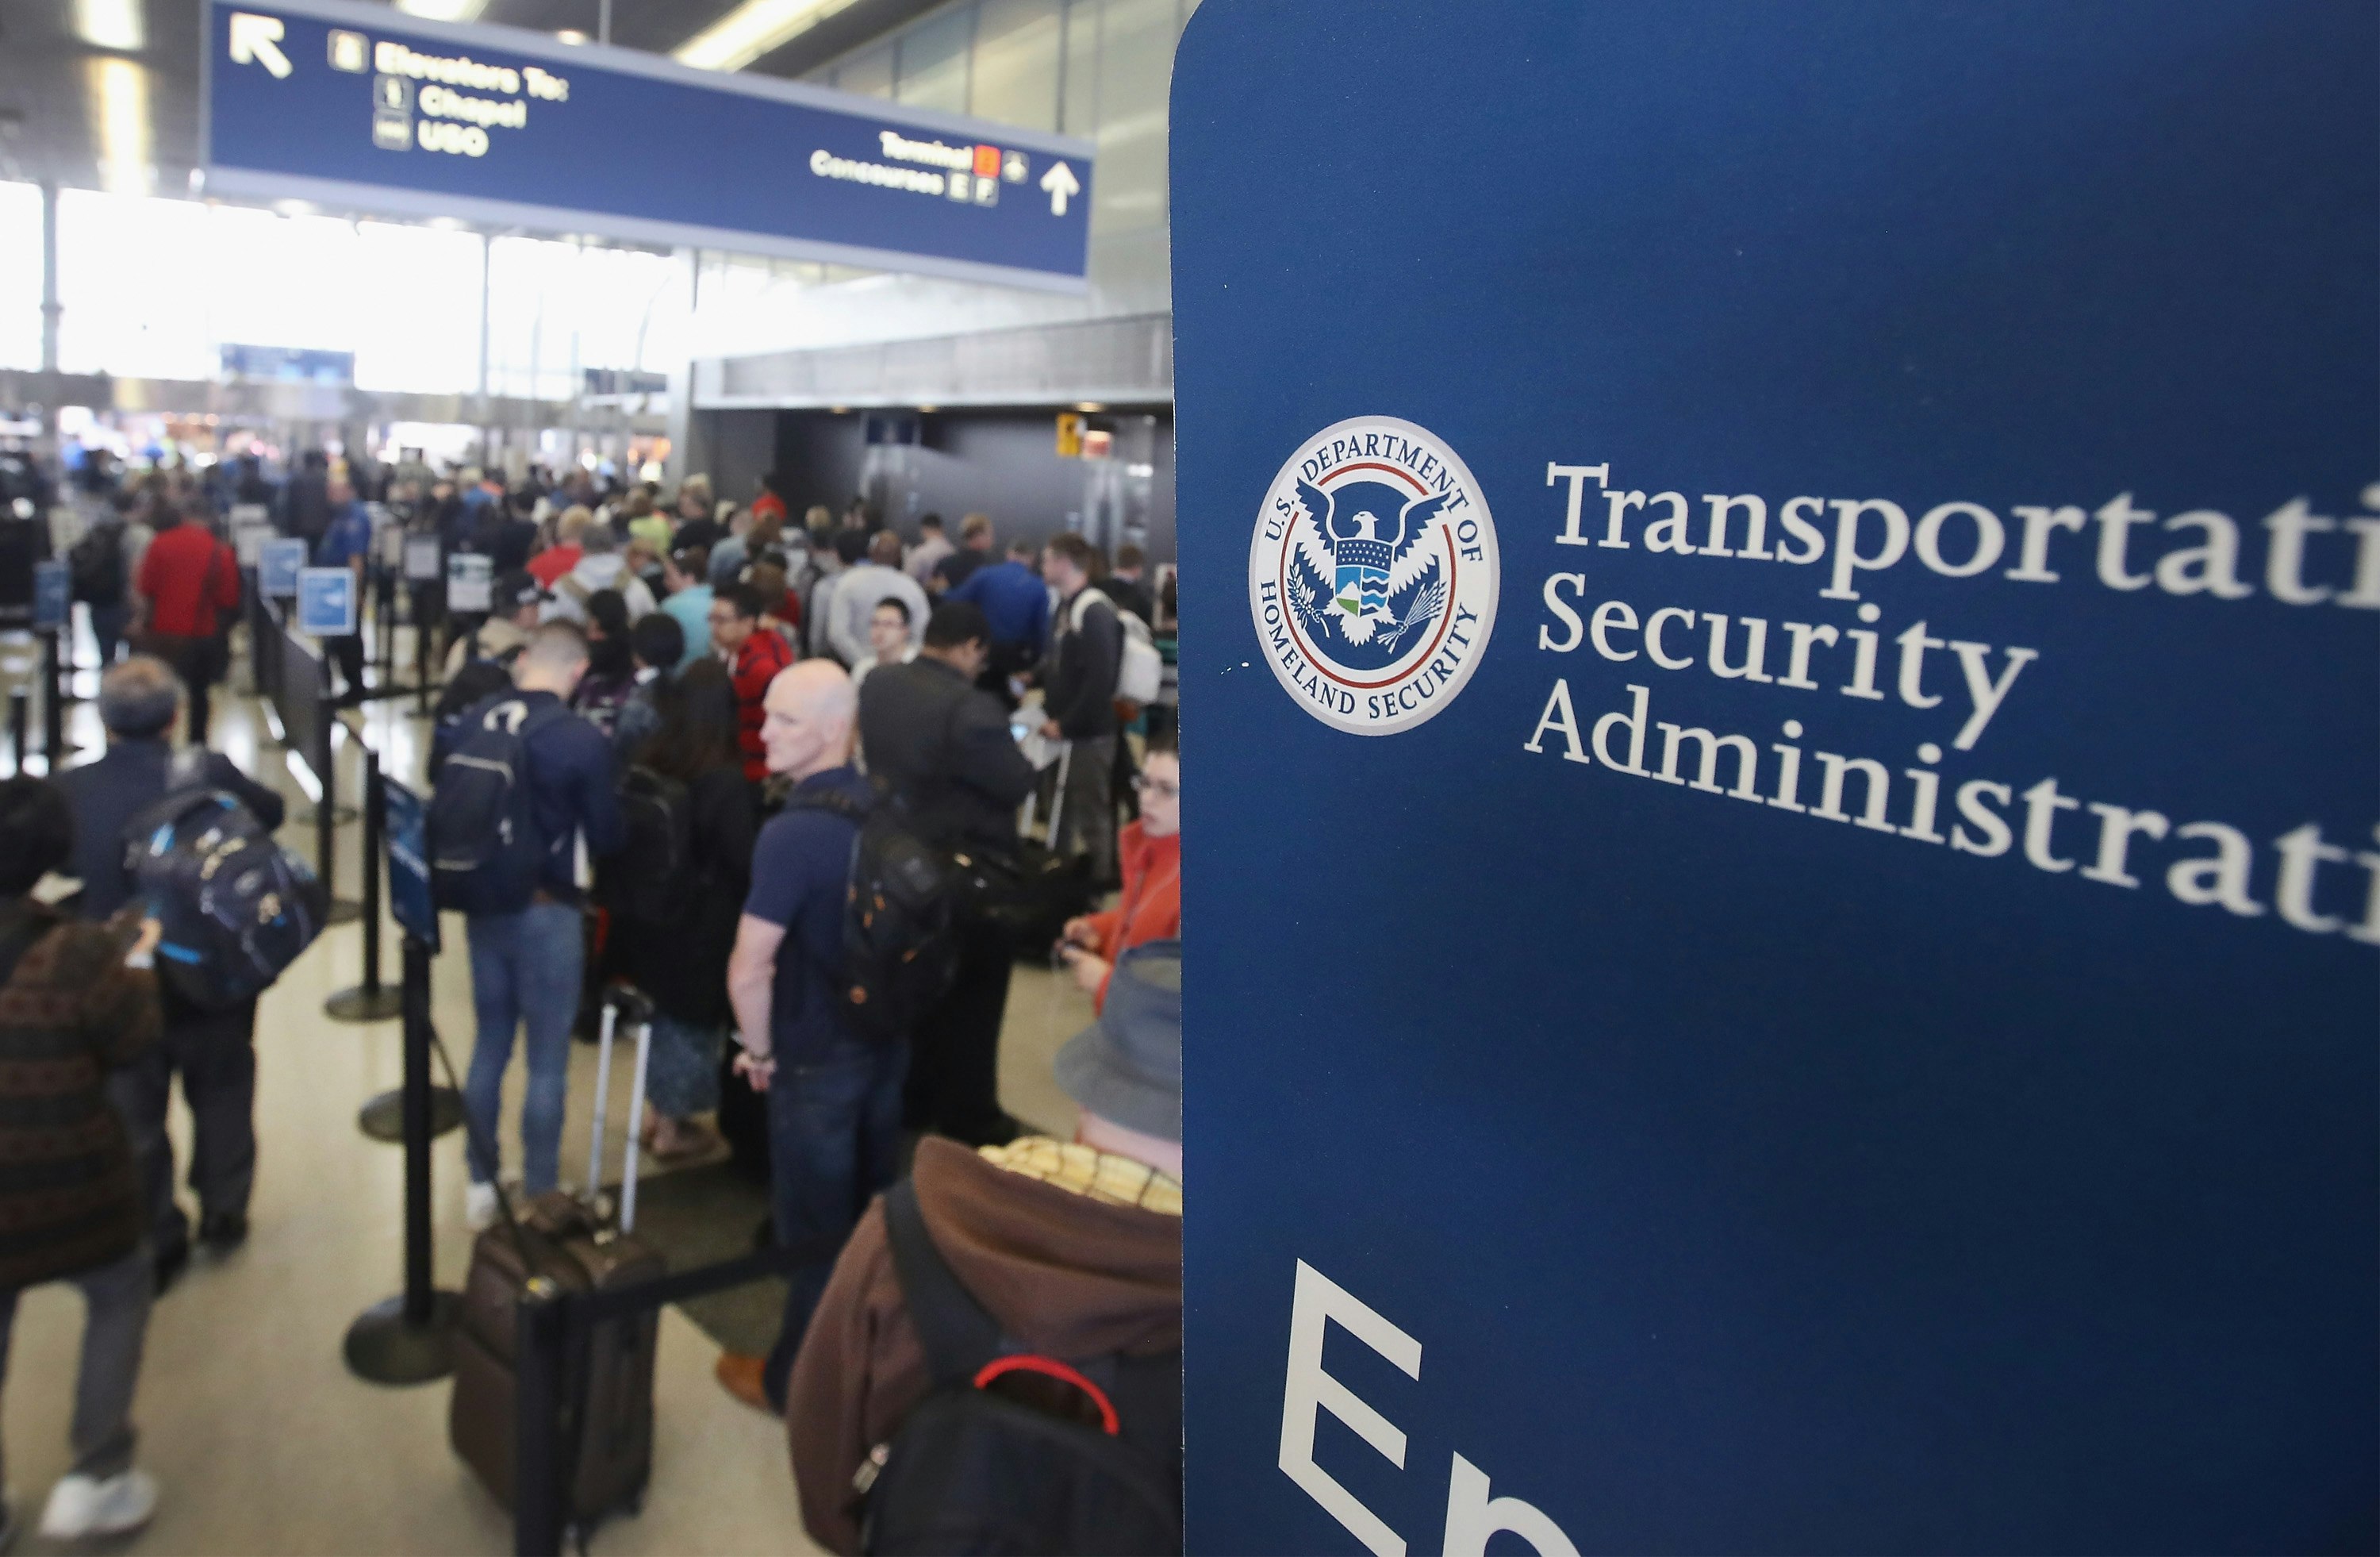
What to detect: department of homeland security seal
<box><xmin>1249</xmin><ymin>416</ymin><xmax>1499</xmax><ymax>736</ymax></box>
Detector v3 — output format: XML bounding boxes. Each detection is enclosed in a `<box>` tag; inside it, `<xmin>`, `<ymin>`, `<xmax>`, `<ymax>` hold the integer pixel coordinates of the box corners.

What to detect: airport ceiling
<box><xmin>0</xmin><ymin>0</ymin><xmax>945</xmax><ymax>209</ymax></box>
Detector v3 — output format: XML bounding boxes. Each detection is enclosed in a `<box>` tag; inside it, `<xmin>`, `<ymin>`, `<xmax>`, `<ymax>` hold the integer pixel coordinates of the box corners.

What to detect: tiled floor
<box><xmin>0</xmin><ymin>647</ymin><xmax>1096</xmax><ymax>1555</ymax></box>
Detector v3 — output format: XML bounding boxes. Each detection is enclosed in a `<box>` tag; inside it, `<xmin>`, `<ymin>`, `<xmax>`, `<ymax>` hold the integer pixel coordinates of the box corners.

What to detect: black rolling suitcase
<box><xmin>450</xmin><ymin>987</ymin><xmax>666</xmax><ymax>1528</ymax></box>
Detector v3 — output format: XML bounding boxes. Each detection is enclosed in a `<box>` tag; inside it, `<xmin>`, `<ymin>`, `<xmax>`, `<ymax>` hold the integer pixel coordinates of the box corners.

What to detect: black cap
<box><xmin>495</xmin><ymin>569</ymin><xmax>547</xmax><ymax>609</ymax></box>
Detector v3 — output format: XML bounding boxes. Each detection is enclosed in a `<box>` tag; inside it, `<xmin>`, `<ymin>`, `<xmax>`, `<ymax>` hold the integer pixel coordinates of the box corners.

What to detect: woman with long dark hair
<box><xmin>618</xmin><ymin>659</ymin><xmax>758</xmax><ymax>1159</ymax></box>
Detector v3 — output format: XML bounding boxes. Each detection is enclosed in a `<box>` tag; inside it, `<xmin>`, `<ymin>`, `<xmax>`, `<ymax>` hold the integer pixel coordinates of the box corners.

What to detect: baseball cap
<box><xmin>495</xmin><ymin>569</ymin><xmax>547</xmax><ymax>609</ymax></box>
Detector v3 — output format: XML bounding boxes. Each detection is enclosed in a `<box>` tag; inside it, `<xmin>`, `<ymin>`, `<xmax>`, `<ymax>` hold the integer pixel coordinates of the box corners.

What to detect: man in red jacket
<box><xmin>710</xmin><ymin>582</ymin><xmax>794</xmax><ymax>784</ymax></box>
<box><xmin>132</xmin><ymin>504</ymin><xmax>238</xmax><ymax>744</ymax></box>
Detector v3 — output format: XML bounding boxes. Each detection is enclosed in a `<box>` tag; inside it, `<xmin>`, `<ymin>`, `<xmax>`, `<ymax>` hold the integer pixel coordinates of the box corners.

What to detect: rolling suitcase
<box><xmin>450</xmin><ymin>987</ymin><xmax>666</xmax><ymax>1528</ymax></box>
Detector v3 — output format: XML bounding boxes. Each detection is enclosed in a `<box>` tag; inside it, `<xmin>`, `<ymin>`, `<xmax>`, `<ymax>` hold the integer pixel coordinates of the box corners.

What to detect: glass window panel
<box><xmin>1089</xmin><ymin>0</ymin><xmax>1170</xmax><ymax>233</ymax></box>
<box><xmin>972</xmin><ymin>0</ymin><xmax>1059</xmax><ymax>131</ymax></box>
<box><xmin>835</xmin><ymin>43</ymin><xmax>893</xmax><ymax>98</ymax></box>
<box><xmin>351</xmin><ymin>222</ymin><xmax>482</xmax><ymax>394</ymax></box>
<box><xmin>1061</xmin><ymin>0</ymin><xmax>1099</xmax><ymax>135</ymax></box>
<box><xmin>56</xmin><ymin>189</ymin><xmax>210</xmax><ymax>379</ymax></box>
<box><xmin>204</xmin><ymin>206</ymin><xmax>362</xmax><ymax>355</ymax></box>
<box><xmin>895</xmin><ymin>6</ymin><xmax>973</xmax><ymax>113</ymax></box>
<box><xmin>0</xmin><ymin>184</ymin><xmax>42</xmax><ymax>371</ymax></box>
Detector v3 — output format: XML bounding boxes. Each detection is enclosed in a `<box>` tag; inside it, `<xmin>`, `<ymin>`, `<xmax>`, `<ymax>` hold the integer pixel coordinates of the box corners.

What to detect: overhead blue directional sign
<box><xmin>202</xmin><ymin>0</ymin><xmax>1095</xmax><ymax>290</ymax></box>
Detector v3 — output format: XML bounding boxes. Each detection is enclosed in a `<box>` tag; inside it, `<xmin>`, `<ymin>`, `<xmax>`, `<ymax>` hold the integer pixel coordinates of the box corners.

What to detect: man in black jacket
<box><xmin>859</xmin><ymin>602</ymin><xmax>1037</xmax><ymax>1145</ymax></box>
<box><xmin>56</xmin><ymin>658</ymin><xmax>287</xmax><ymax>1293</ymax></box>
<box><xmin>1037</xmin><ymin>532</ymin><xmax>1125</xmax><ymax>886</ymax></box>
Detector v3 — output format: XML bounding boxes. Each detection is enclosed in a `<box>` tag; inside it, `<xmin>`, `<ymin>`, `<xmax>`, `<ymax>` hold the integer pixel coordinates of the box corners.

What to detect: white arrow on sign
<box><xmin>1039</xmin><ymin>160</ymin><xmax>1080</xmax><ymax>217</ymax></box>
<box><xmin>228</xmin><ymin>13</ymin><xmax>293</xmax><ymax>79</ymax></box>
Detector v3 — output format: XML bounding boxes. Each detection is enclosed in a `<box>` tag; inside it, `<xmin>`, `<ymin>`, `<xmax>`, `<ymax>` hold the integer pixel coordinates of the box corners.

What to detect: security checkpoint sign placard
<box><xmin>1171</xmin><ymin>2</ymin><xmax>2378</xmax><ymax>1553</ymax></box>
<box><xmin>258</xmin><ymin>537</ymin><xmax>307</xmax><ymax>598</ymax></box>
<box><xmin>296</xmin><ymin>566</ymin><xmax>358</xmax><ymax>636</ymax></box>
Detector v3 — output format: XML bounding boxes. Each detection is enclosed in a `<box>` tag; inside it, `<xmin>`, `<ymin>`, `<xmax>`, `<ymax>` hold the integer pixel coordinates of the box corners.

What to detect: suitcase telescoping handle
<box><xmin>587</xmin><ymin>986</ymin><xmax>657</xmax><ymax>1234</ymax></box>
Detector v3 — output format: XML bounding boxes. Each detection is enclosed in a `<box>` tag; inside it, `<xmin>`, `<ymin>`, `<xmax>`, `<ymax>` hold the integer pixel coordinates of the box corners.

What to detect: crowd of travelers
<box><xmin>0</xmin><ymin>446</ymin><xmax>1183</xmax><ymax>1550</ymax></box>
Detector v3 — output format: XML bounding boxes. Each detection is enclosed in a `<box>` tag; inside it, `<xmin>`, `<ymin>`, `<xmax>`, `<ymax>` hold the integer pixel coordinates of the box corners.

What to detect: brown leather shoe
<box><xmin>714</xmin><ymin>1351</ymin><xmax>774</xmax><ymax>1415</ymax></box>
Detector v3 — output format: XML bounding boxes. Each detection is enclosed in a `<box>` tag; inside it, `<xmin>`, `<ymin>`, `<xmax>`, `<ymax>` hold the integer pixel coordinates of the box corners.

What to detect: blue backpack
<box><xmin>124</xmin><ymin>755</ymin><xmax>327</xmax><ymax>1009</ymax></box>
<box><xmin>430</xmin><ymin>695</ymin><xmax>566</xmax><ymax>914</ymax></box>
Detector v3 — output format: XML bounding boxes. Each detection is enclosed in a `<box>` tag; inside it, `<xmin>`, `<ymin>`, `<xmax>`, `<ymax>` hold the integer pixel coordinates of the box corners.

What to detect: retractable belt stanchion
<box><xmin>326</xmin><ymin>746</ymin><xmax>405</xmax><ymax>1022</ymax></box>
<box><xmin>342</xmin><ymin>933</ymin><xmax>462</xmax><ymax>1384</ymax></box>
<box><xmin>39</xmin><ymin>625</ymin><xmax>67</xmax><ymax>772</ymax></box>
<box><xmin>413</xmin><ymin>587</ymin><xmax>434</xmax><ymax>721</ymax></box>
<box><xmin>7</xmin><ymin>689</ymin><xmax>27</xmax><ymax>776</ymax></box>
<box><xmin>317</xmin><ymin>694</ymin><xmax>362</xmax><ymax>925</ymax></box>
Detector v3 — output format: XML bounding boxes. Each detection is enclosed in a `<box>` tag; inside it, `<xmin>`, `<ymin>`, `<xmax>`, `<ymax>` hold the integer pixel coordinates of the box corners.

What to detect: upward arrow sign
<box><xmin>1039</xmin><ymin>160</ymin><xmax>1081</xmax><ymax>217</ymax></box>
<box><xmin>228</xmin><ymin>12</ymin><xmax>293</xmax><ymax>79</ymax></box>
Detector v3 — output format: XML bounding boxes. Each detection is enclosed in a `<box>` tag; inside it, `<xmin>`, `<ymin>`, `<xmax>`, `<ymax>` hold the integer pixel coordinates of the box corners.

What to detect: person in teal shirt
<box><xmin>662</xmin><ymin>548</ymin><xmax>716</xmax><ymax>669</ymax></box>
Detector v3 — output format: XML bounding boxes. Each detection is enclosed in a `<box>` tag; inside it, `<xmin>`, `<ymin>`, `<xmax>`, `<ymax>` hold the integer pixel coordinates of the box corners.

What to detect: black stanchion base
<box><xmin>358</xmin><ymin>1086</ymin><xmax>465</xmax><ymax>1143</ymax></box>
<box><xmin>296</xmin><ymin>803</ymin><xmax>361</xmax><ymax>827</ymax></box>
<box><xmin>343</xmin><ymin>1291</ymin><xmax>462</xmax><ymax>1385</ymax></box>
<box><xmin>325</xmin><ymin>983</ymin><xmax>406</xmax><ymax>1022</ymax></box>
<box><xmin>327</xmin><ymin>898</ymin><xmax>364</xmax><ymax>925</ymax></box>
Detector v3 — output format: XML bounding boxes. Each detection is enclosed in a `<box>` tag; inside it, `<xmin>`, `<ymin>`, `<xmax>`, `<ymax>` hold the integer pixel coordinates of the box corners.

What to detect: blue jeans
<box><xmin>463</xmin><ymin>902</ymin><xmax>585</xmax><ymax>1192</ymax></box>
<box><xmin>761</xmin><ymin>1036</ymin><xmax>909</xmax><ymax>1408</ymax></box>
<box><xmin>646</xmin><ymin>1011</ymin><xmax>724</xmax><ymax>1120</ymax></box>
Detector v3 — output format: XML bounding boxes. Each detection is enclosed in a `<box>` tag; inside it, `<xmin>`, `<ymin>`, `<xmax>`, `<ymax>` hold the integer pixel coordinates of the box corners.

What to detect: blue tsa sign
<box><xmin>1176</xmin><ymin>2</ymin><xmax>2376</xmax><ymax>1554</ymax></box>
<box><xmin>31</xmin><ymin>560</ymin><xmax>68</xmax><ymax>632</ymax></box>
<box><xmin>202</xmin><ymin>0</ymin><xmax>1094</xmax><ymax>289</ymax></box>
<box><xmin>382</xmin><ymin>775</ymin><xmax>437</xmax><ymax>952</ymax></box>
<box><xmin>257</xmin><ymin>537</ymin><xmax>306</xmax><ymax>598</ymax></box>
<box><xmin>296</xmin><ymin>567</ymin><xmax>358</xmax><ymax>636</ymax></box>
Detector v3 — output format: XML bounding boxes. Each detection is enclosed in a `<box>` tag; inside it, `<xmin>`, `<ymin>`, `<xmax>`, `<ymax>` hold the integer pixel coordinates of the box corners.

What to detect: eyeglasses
<box><xmin>1130</xmin><ymin>775</ymin><xmax>1179</xmax><ymax>799</ymax></box>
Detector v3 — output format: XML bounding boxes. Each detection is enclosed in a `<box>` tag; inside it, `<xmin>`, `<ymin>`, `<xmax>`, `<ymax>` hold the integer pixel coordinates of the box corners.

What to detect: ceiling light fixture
<box><xmin>555</xmin><ymin>28</ymin><xmax>587</xmax><ymax>43</ymax></box>
<box><xmin>73</xmin><ymin>0</ymin><xmax>144</xmax><ymax>53</ymax></box>
<box><xmin>86</xmin><ymin>58</ymin><xmax>152</xmax><ymax>195</ymax></box>
<box><xmin>395</xmin><ymin>0</ymin><xmax>489</xmax><ymax>23</ymax></box>
<box><xmin>672</xmin><ymin>0</ymin><xmax>860</xmax><ymax>72</ymax></box>
<box><xmin>1074</xmin><ymin>401</ymin><xmax>1104</xmax><ymax>413</ymax></box>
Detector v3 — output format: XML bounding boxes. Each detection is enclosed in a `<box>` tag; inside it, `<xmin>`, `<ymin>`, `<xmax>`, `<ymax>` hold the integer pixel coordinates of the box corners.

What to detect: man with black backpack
<box><xmin>714</xmin><ymin>661</ymin><xmax>900</xmax><ymax>1418</ymax></box>
<box><xmin>859</xmin><ymin>602</ymin><xmax>1038</xmax><ymax>1147</ymax></box>
<box><xmin>56</xmin><ymin>659</ymin><xmax>288</xmax><ymax>1294</ymax></box>
<box><xmin>430</xmin><ymin>622</ymin><xmax>624</xmax><ymax>1229</ymax></box>
<box><xmin>68</xmin><ymin>502</ymin><xmax>131</xmax><ymax>670</ymax></box>
<box><xmin>785</xmin><ymin>941</ymin><xmax>1184</xmax><ymax>1556</ymax></box>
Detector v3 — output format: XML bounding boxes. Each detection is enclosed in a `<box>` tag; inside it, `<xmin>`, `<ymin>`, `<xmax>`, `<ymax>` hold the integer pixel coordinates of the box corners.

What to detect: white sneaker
<box><xmin>38</xmin><ymin>1468</ymin><xmax>157</xmax><ymax>1540</ymax></box>
<box><xmin>465</xmin><ymin>1180</ymin><xmax>499</xmax><ymax>1232</ymax></box>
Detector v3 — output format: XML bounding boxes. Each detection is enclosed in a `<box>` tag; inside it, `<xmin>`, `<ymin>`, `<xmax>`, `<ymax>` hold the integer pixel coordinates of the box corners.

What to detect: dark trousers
<box><xmin>149</xmin><ymin>634</ymin><xmax>220</xmax><ymax>746</ymax></box>
<box><xmin>1056</xmin><ymin>735</ymin><xmax>1119</xmax><ymax>886</ymax></box>
<box><xmin>905</xmin><ymin>915</ymin><xmax>1015</xmax><ymax>1146</ymax></box>
<box><xmin>111</xmin><ymin>1002</ymin><xmax>258</xmax><ymax>1259</ymax></box>
<box><xmin>760</xmin><ymin>1037</ymin><xmax>908</xmax><ymax>1409</ymax></box>
<box><xmin>86</xmin><ymin>601</ymin><xmax>130</xmax><ymax>671</ymax></box>
<box><xmin>0</xmin><ymin>1246</ymin><xmax>150</xmax><ymax>1492</ymax></box>
<box><xmin>328</xmin><ymin>632</ymin><xmax>365</xmax><ymax>700</ymax></box>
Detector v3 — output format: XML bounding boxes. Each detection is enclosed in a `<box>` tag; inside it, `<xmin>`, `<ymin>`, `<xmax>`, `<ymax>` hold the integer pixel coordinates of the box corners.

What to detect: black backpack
<box><xmin>432</xmin><ymin>636</ymin><xmax>524</xmax><ymax>729</ymax></box>
<box><xmin>68</xmin><ymin>523</ymin><xmax>124</xmax><ymax>606</ymax></box>
<box><xmin>430</xmin><ymin>695</ymin><xmax>566</xmax><ymax>914</ymax></box>
<box><xmin>123</xmin><ymin>755</ymin><xmax>328</xmax><ymax>1009</ymax></box>
<box><xmin>861</xmin><ymin>1178</ymin><xmax>1182</xmax><ymax>1555</ymax></box>
<box><xmin>601</xmin><ymin>764</ymin><xmax>695</xmax><ymax>924</ymax></box>
<box><xmin>788</xmin><ymin>786</ymin><xmax>962</xmax><ymax>1044</ymax></box>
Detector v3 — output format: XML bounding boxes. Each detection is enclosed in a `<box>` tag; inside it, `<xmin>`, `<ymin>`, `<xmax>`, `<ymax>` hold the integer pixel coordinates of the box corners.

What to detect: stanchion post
<box><xmin>7</xmin><ymin>689</ymin><xmax>25</xmax><ymax>777</ymax></box>
<box><xmin>340</xmin><ymin>934</ymin><xmax>460</xmax><ymax>1383</ymax></box>
<box><xmin>40</xmin><ymin>628</ymin><xmax>63</xmax><ymax>771</ymax></box>
<box><xmin>316</xmin><ymin>690</ymin><xmax>336</xmax><ymax>902</ymax></box>
<box><xmin>400</xmin><ymin>935</ymin><xmax>433</xmax><ymax>1322</ymax></box>
<box><xmin>413</xmin><ymin>587</ymin><xmax>433</xmax><ymax>720</ymax></box>
<box><xmin>326</xmin><ymin>746</ymin><xmax>401</xmax><ymax>1021</ymax></box>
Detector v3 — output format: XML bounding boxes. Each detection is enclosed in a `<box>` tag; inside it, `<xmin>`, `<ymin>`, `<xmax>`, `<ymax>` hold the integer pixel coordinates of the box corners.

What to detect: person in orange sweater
<box><xmin>1056</xmin><ymin>734</ymin><xmax>1179</xmax><ymax>1009</ymax></box>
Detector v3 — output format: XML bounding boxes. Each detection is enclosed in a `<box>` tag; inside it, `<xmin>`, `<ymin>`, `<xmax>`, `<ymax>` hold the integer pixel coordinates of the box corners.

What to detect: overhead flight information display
<box><xmin>202</xmin><ymin>0</ymin><xmax>1095</xmax><ymax>290</ymax></box>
